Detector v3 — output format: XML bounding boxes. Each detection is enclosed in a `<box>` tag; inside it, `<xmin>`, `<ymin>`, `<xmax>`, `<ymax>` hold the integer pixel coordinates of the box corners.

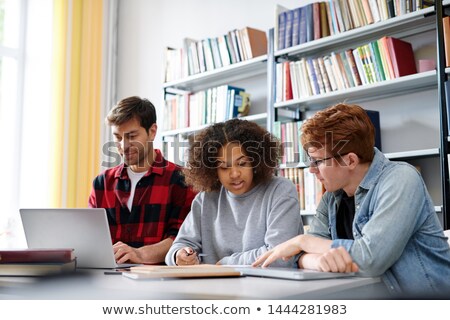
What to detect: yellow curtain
<box><xmin>50</xmin><ymin>0</ymin><xmax>104</xmax><ymax>208</ymax></box>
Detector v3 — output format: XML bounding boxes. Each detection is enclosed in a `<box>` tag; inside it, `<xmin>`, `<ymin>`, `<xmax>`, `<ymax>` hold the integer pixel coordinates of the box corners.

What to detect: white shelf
<box><xmin>160</xmin><ymin>113</ymin><xmax>267</xmax><ymax>137</ymax></box>
<box><xmin>384</xmin><ymin>148</ymin><xmax>439</xmax><ymax>160</ymax></box>
<box><xmin>163</xmin><ymin>55</ymin><xmax>267</xmax><ymax>92</ymax></box>
<box><xmin>279</xmin><ymin>162</ymin><xmax>307</xmax><ymax>169</ymax></box>
<box><xmin>274</xmin><ymin>70</ymin><xmax>437</xmax><ymax>110</ymax></box>
<box><xmin>275</xmin><ymin>7</ymin><xmax>435</xmax><ymax>59</ymax></box>
<box><xmin>279</xmin><ymin>148</ymin><xmax>439</xmax><ymax>169</ymax></box>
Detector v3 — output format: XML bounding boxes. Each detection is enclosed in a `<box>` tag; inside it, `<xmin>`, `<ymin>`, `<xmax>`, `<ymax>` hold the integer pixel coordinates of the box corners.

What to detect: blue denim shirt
<box><xmin>309</xmin><ymin>148</ymin><xmax>450</xmax><ymax>296</ymax></box>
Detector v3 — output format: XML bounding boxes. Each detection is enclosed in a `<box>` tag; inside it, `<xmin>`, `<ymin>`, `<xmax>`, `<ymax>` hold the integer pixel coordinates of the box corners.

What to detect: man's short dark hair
<box><xmin>106</xmin><ymin>96</ymin><xmax>157</xmax><ymax>131</ymax></box>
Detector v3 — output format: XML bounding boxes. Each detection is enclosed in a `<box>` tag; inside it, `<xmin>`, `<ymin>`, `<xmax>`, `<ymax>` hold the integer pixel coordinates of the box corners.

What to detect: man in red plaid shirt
<box><xmin>89</xmin><ymin>96</ymin><xmax>196</xmax><ymax>264</ymax></box>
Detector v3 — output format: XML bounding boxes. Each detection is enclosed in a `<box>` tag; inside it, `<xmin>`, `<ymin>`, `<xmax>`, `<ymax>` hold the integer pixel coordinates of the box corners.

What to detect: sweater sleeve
<box><xmin>219</xmin><ymin>179</ymin><xmax>303</xmax><ymax>267</ymax></box>
<box><xmin>165</xmin><ymin>192</ymin><xmax>204</xmax><ymax>266</ymax></box>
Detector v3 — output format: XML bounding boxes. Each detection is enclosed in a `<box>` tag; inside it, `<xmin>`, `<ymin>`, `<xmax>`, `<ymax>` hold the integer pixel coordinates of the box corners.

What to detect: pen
<box><xmin>104</xmin><ymin>271</ymin><xmax>123</xmax><ymax>275</ymax></box>
<box><xmin>185</xmin><ymin>251</ymin><xmax>208</xmax><ymax>258</ymax></box>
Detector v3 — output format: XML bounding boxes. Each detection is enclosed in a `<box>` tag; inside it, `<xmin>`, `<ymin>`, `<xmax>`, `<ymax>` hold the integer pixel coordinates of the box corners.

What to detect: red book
<box><xmin>283</xmin><ymin>61</ymin><xmax>293</xmax><ymax>101</ymax></box>
<box><xmin>0</xmin><ymin>248</ymin><xmax>75</xmax><ymax>264</ymax></box>
<box><xmin>386</xmin><ymin>37</ymin><xmax>417</xmax><ymax>78</ymax></box>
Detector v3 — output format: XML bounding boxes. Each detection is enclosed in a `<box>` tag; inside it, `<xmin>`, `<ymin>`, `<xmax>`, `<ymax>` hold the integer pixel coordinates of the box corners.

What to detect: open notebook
<box><xmin>122</xmin><ymin>265</ymin><xmax>243</xmax><ymax>279</ymax></box>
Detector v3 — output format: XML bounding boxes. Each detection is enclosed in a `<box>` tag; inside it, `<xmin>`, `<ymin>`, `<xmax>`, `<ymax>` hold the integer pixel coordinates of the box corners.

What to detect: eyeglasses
<box><xmin>306</xmin><ymin>153</ymin><xmax>349</xmax><ymax>168</ymax></box>
<box><xmin>306</xmin><ymin>156</ymin><xmax>335</xmax><ymax>168</ymax></box>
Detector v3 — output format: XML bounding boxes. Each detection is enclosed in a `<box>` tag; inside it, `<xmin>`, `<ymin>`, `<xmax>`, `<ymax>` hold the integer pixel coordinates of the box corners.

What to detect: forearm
<box><xmin>221</xmin><ymin>246</ymin><xmax>294</xmax><ymax>267</ymax></box>
<box><xmin>138</xmin><ymin>238</ymin><xmax>174</xmax><ymax>264</ymax></box>
<box><xmin>298</xmin><ymin>234</ymin><xmax>332</xmax><ymax>254</ymax></box>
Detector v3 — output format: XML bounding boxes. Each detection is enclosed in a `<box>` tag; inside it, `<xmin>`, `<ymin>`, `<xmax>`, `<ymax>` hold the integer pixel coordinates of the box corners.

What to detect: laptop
<box><xmin>236</xmin><ymin>266</ymin><xmax>355</xmax><ymax>281</ymax></box>
<box><xmin>20</xmin><ymin>208</ymin><xmax>136</xmax><ymax>269</ymax></box>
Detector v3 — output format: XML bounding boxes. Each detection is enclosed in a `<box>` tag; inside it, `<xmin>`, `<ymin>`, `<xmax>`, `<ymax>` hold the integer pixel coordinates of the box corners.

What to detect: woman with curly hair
<box><xmin>165</xmin><ymin>118</ymin><xmax>303</xmax><ymax>266</ymax></box>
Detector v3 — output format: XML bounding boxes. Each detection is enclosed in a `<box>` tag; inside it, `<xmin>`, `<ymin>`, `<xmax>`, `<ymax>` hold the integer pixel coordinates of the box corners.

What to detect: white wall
<box><xmin>116</xmin><ymin>0</ymin><xmax>311</xmax><ymax>148</ymax></box>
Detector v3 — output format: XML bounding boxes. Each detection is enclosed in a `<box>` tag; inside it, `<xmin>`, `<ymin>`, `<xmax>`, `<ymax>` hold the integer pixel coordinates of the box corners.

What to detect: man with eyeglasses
<box><xmin>254</xmin><ymin>103</ymin><xmax>450</xmax><ymax>298</ymax></box>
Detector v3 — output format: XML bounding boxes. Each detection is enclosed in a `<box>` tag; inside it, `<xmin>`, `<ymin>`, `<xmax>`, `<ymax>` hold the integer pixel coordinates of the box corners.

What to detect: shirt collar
<box><xmin>332</xmin><ymin>147</ymin><xmax>386</xmax><ymax>197</ymax></box>
<box><xmin>115</xmin><ymin>149</ymin><xmax>166</xmax><ymax>179</ymax></box>
<box><xmin>358</xmin><ymin>147</ymin><xmax>387</xmax><ymax>191</ymax></box>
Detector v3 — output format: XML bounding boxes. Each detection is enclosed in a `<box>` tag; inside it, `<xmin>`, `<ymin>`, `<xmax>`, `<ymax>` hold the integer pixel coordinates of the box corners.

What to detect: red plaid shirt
<box><xmin>88</xmin><ymin>149</ymin><xmax>196</xmax><ymax>248</ymax></box>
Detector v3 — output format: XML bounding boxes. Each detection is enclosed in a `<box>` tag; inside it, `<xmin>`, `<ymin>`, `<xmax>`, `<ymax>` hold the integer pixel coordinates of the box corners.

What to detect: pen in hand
<box><xmin>184</xmin><ymin>249</ymin><xmax>207</xmax><ymax>262</ymax></box>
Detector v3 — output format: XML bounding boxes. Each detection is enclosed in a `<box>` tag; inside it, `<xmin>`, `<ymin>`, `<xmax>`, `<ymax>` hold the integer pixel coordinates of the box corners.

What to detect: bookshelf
<box><xmin>161</xmin><ymin>31</ymin><xmax>270</xmax><ymax>166</ymax></box>
<box><xmin>269</xmin><ymin>2</ymin><xmax>449</xmax><ymax>228</ymax></box>
<box><xmin>160</xmin><ymin>1</ymin><xmax>450</xmax><ymax>228</ymax></box>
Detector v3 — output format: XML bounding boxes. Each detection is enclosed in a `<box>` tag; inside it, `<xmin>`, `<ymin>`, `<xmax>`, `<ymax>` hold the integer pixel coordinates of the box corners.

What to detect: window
<box><xmin>0</xmin><ymin>0</ymin><xmax>53</xmax><ymax>248</ymax></box>
<box><xmin>0</xmin><ymin>0</ymin><xmax>26</xmax><ymax>247</ymax></box>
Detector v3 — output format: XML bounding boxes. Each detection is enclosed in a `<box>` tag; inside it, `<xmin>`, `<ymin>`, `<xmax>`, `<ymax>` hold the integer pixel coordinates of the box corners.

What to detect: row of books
<box><xmin>277</xmin><ymin>0</ymin><xmax>434</xmax><ymax>51</ymax></box>
<box><xmin>276</xmin><ymin>36</ymin><xmax>417</xmax><ymax>102</ymax></box>
<box><xmin>163</xmin><ymin>86</ymin><xmax>250</xmax><ymax>131</ymax></box>
<box><xmin>0</xmin><ymin>248</ymin><xmax>76</xmax><ymax>276</ymax></box>
<box><xmin>164</xmin><ymin>27</ymin><xmax>267</xmax><ymax>83</ymax></box>
<box><xmin>279</xmin><ymin>167</ymin><xmax>325</xmax><ymax>212</ymax></box>
<box><xmin>272</xmin><ymin>120</ymin><xmax>307</xmax><ymax>165</ymax></box>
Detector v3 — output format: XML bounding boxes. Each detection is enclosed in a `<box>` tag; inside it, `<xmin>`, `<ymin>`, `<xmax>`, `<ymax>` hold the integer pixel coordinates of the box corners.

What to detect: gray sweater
<box><xmin>165</xmin><ymin>176</ymin><xmax>303</xmax><ymax>266</ymax></box>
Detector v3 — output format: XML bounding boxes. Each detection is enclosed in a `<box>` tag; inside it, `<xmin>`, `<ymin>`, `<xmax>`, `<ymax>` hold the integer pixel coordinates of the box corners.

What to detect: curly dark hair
<box><xmin>183</xmin><ymin>118</ymin><xmax>283</xmax><ymax>192</ymax></box>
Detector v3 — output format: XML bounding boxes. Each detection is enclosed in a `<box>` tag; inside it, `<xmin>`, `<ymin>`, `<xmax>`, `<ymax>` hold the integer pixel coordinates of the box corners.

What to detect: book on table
<box><xmin>0</xmin><ymin>260</ymin><xmax>76</xmax><ymax>276</ymax></box>
<box><xmin>122</xmin><ymin>264</ymin><xmax>243</xmax><ymax>280</ymax></box>
<box><xmin>0</xmin><ymin>248</ymin><xmax>75</xmax><ymax>263</ymax></box>
<box><xmin>0</xmin><ymin>248</ymin><xmax>76</xmax><ymax>277</ymax></box>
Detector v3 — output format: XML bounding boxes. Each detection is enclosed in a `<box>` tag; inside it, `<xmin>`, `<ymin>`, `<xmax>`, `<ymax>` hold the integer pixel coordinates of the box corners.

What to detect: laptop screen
<box><xmin>20</xmin><ymin>208</ymin><xmax>119</xmax><ymax>268</ymax></box>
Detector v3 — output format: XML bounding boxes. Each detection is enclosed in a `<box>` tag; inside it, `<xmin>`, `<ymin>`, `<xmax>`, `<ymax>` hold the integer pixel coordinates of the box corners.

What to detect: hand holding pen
<box><xmin>175</xmin><ymin>247</ymin><xmax>202</xmax><ymax>266</ymax></box>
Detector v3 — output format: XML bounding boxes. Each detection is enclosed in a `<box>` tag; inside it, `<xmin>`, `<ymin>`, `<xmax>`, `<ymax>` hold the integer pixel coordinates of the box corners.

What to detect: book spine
<box><xmin>306</xmin><ymin>58</ymin><xmax>320</xmax><ymax>95</ymax></box>
<box><xmin>345</xmin><ymin>49</ymin><xmax>362</xmax><ymax>86</ymax></box>
<box><xmin>320</xmin><ymin>2</ymin><xmax>330</xmax><ymax>38</ymax></box>
<box><xmin>311</xmin><ymin>58</ymin><xmax>326</xmax><ymax>94</ymax></box>
<box><xmin>323</xmin><ymin>55</ymin><xmax>338</xmax><ymax>91</ymax></box>
<box><xmin>313</xmin><ymin>2</ymin><xmax>321</xmax><ymax>40</ymax></box>
<box><xmin>284</xmin><ymin>10</ymin><xmax>293</xmax><ymax>49</ymax></box>
<box><xmin>317</xmin><ymin>56</ymin><xmax>332</xmax><ymax>93</ymax></box>
<box><xmin>278</xmin><ymin>11</ymin><xmax>287</xmax><ymax>50</ymax></box>
<box><xmin>292</xmin><ymin>8</ymin><xmax>300</xmax><ymax>46</ymax></box>
<box><xmin>444</xmin><ymin>17</ymin><xmax>450</xmax><ymax>67</ymax></box>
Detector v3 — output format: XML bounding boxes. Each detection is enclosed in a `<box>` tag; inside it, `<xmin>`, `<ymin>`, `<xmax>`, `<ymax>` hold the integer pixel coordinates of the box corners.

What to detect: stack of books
<box><xmin>0</xmin><ymin>248</ymin><xmax>76</xmax><ymax>276</ymax></box>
